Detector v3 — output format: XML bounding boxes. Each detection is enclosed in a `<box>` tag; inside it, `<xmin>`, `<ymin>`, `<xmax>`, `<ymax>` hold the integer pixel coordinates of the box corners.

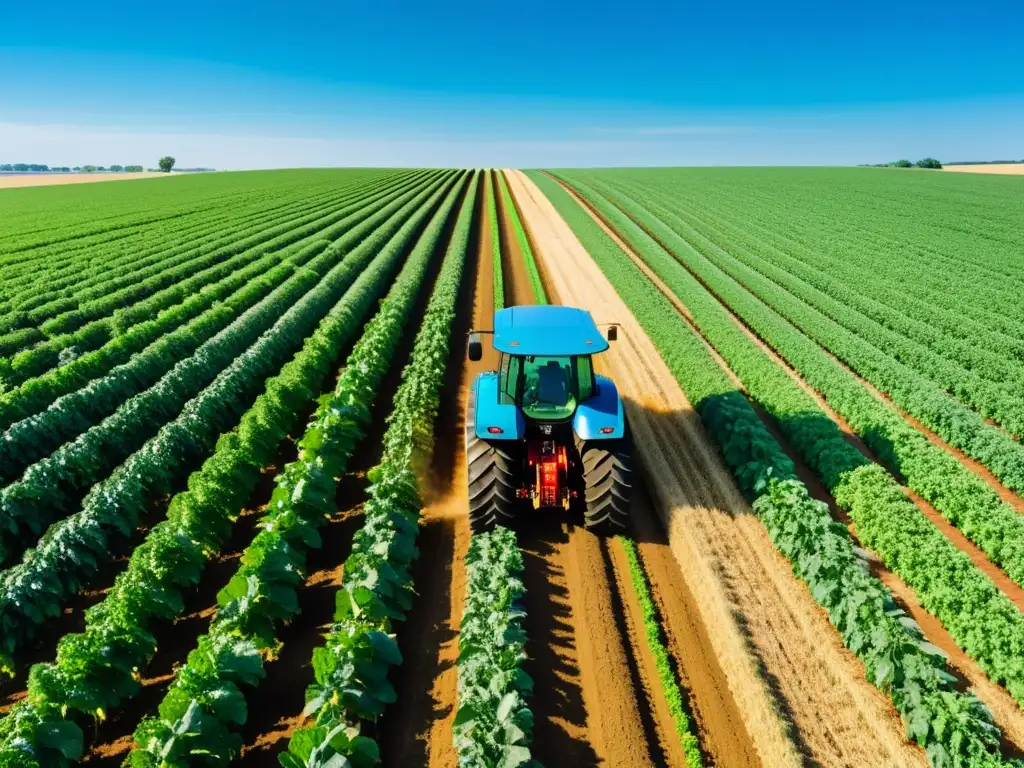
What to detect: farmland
<box><xmin>0</xmin><ymin>166</ymin><xmax>1021</xmax><ymax>768</ymax></box>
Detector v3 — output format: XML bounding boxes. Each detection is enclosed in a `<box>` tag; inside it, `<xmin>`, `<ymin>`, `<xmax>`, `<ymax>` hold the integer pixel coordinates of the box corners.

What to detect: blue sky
<box><xmin>1</xmin><ymin>0</ymin><xmax>1022</xmax><ymax>168</ymax></box>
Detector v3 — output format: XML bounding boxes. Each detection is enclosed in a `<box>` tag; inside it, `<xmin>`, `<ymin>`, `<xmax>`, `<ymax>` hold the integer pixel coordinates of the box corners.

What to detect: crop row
<box><xmin>496</xmin><ymin>171</ymin><xmax>547</xmax><ymax>303</ymax></box>
<box><xmin>0</xmin><ymin>172</ymin><xmax>466</xmax><ymax>767</ymax></box>
<box><xmin>625</xmin><ymin>171</ymin><xmax>1024</xmax><ymax>354</ymax></box>
<box><xmin>596</xmin><ymin>176</ymin><xmax>1024</xmax><ymax>442</ymax></box>
<box><xmin>618</xmin><ymin>538</ymin><xmax>703</xmax><ymax>768</ymax></box>
<box><xmin>0</xmin><ymin>175</ymin><xmax>456</xmax><ymax>678</ymax></box>
<box><xmin>0</xmin><ymin>174</ymin><xmax>436</xmax><ymax>412</ymax></box>
<box><xmin>1</xmin><ymin>186</ymin><xmax>320</xmax><ymax>326</ymax></box>
<box><xmin>454</xmin><ymin>526</ymin><xmax>535</xmax><ymax>768</ymax></box>
<box><xmin>281</xmin><ymin>172</ymin><xmax>479</xmax><ymax>768</ymax></box>
<box><xmin>528</xmin><ymin>170</ymin><xmax>1021</xmax><ymax>767</ymax></box>
<box><xmin>20</xmin><ymin>175</ymin><xmax>423</xmax><ymax>348</ymax></box>
<box><xmin>131</xmin><ymin>173</ymin><xmax>466</xmax><ymax>766</ymax></box>
<box><xmin>0</xmin><ymin>246</ymin><xmax>333</xmax><ymax>566</ymax></box>
<box><xmin>3</xmin><ymin>173</ymin><xmax>399</xmax><ymax>309</ymax></box>
<box><xmin>0</xmin><ymin>199</ymin><xmax>245</xmax><ymax>301</ymax></box>
<box><xmin>1</xmin><ymin>173</ymin><xmax>401</xmax><ymax>321</ymax></box>
<box><xmin>0</xmin><ymin>176</ymin><xmax>395</xmax><ymax>379</ymax></box>
<box><xmin>637</xmin><ymin>186</ymin><xmax>1024</xmax><ymax>390</ymax></box>
<box><xmin>0</xmin><ymin>173</ymin><xmax>442</xmax><ymax>489</ymax></box>
<box><xmin>488</xmin><ymin>170</ymin><xmax>505</xmax><ymax>311</ymax></box>
<box><xmin>553</xmin><ymin>172</ymin><xmax>1024</xmax><ymax>707</ymax></box>
<box><xmin>612</xmin><ymin>175</ymin><xmax>1024</xmax><ymax>413</ymax></box>
<box><xmin>0</xmin><ymin>170</ymin><xmax>348</xmax><ymax>258</ymax></box>
<box><xmin>0</xmin><ymin>240</ymin><xmax>321</xmax><ymax>433</ymax></box>
<box><xmin>559</xmin><ymin>174</ymin><xmax>1024</xmax><ymax>590</ymax></box>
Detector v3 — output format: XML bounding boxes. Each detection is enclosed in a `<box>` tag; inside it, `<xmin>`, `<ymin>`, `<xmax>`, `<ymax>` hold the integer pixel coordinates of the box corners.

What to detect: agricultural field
<box><xmin>0</xmin><ymin>165</ymin><xmax>1021</xmax><ymax>768</ymax></box>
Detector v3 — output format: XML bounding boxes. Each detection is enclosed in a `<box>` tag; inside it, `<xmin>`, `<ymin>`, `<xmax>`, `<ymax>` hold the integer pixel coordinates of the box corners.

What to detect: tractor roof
<box><xmin>492</xmin><ymin>305</ymin><xmax>609</xmax><ymax>356</ymax></box>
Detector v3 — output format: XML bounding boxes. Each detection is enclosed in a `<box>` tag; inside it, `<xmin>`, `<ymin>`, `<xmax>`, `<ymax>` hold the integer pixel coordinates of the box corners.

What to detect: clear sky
<box><xmin>1</xmin><ymin>0</ymin><xmax>1022</xmax><ymax>168</ymax></box>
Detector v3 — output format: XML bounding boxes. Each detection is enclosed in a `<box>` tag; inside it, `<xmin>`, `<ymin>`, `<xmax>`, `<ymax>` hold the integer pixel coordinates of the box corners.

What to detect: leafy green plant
<box><xmin>128</xmin><ymin>172</ymin><xmax>468</xmax><ymax>767</ymax></box>
<box><xmin>0</xmin><ymin>172</ymin><xmax>427</xmax><ymax>424</ymax></box>
<box><xmin>0</xmin><ymin>173</ymin><xmax>462</xmax><ymax>768</ymax></box>
<box><xmin>454</xmin><ymin>525</ymin><xmax>536</xmax><ymax>768</ymax></box>
<box><xmin>546</xmin><ymin>170</ymin><xmax>1024</xmax><ymax>704</ymax></box>
<box><xmin>282</xmin><ymin>172</ymin><xmax>478</xmax><ymax>768</ymax></box>
<box><xmin>495</xmin><ymin>171</ymin><xmax>546</xmax><ymax>304</ymax></box>
<box><xmin>488</xmin><ymin>170</ymin><xmax>505</xmax><ymax>311</ymax></box>
<box><xmin>619</xmin><ymin>537</ymin><xmax>702</xmax><ymax>768</ymax></box>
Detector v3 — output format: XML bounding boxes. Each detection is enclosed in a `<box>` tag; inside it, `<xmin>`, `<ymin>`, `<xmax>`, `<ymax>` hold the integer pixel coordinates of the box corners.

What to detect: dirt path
<box><xmin>508</xmin><ymin>168</ymin><xmax>931</xmax><ymax>768</ymax></box>
<box><xmin>482</xmin><ymin>171</ymin><xmax>684</xmax><ymax>766</ymax></box>
<box><xmin>0</xmin><ymin>172</ymin><xmax>171</xmax><ymax>189</ymax></box>
<box><xmin>548</xmin><ymin>173</ymin><xmax>1024</xmax><ymax>750</ymax></box>
<box><xmin>944</xmin><ymin>164</ymin><xmax>1024</xmax><ymax>175</ymax></box>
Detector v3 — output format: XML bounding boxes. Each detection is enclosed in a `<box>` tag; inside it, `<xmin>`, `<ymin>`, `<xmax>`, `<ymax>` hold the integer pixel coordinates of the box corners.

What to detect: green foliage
<box><xmin>158</xmin><ymin>156</ymin><xmax>176</xmax><ymax>173</ymax></box>
<box><xmin>0</xmin><ymin>172</ymin><xmax>460</xmax><ymax>765</ymax></box>
<box><xmin>527</xmin><ymin>170</ymin><xmax>1022</xmax><ymax>768</ymax></box>
<box><xmin>916</xmin><ymin>158</ymin><xmax>943</xmax><ymax>169</ymax></box>
<box><xmin>454</xmin><ymin>526</ymin><xmax>536</xmax><ymax>768</ymax></box>
<box><xmin>495</xmin><ymin>170</ymin><xmax>547</xmax><ymax>304</ymax></box>
<box><xmin>283</xmin><ymin>172</ymin><xmax>478</xmax><ymax>768</ymax></box>
<box><xmin>892</xmin><ymin>159</ymin><xmax>914</xmax><ymax>167</ymax></box>
<box><xmin>0</xmin><ymin>177</ymin><xmax>447</xmax><ymax>665</ymax></box>
<box><xmin>129</xmin><ymin>171</ymin><xmax>468</xmax><ymax>766</ymax></box>
<box><xmin>619</xmin><ymin>537</ymin><xmax>703</xmax><ymax>767</ymax></box>
<box><xmin>554</xmin><ymin>171</ymin><xmax>1024</xmax><ymax>703</ymax></box>
<box><xmin>488</xmin><ymin>170</ymin><xmax>505</xmax><ymax>311</ymax></box>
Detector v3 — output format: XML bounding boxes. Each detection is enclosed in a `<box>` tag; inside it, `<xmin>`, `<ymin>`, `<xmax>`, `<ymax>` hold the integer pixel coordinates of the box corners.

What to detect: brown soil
<box><xmin>0</xmin><ymin>172</ymin><xmax>171</xmax><ymax>189</ymax></box>
<box><xmin>943</xmin><ymin>164</ymin><xmax>1024</xmax><ymax>175</ymax></box>
<box><xmin>546</xmin><ymin>173</ymin><xmax>1024</xmax><ymax>754</ymax></box>
<box><xmin>509</xmin><ymin>169</ymin><xmax>930</xmax><ymax>768</ymax></box>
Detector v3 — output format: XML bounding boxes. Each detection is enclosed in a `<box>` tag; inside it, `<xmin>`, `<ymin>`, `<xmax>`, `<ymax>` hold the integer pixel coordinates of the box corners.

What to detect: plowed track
<box><xmin>505</xmin><ymin>168</ymin><xmax>930</xmax><ymax>768</ymax></box>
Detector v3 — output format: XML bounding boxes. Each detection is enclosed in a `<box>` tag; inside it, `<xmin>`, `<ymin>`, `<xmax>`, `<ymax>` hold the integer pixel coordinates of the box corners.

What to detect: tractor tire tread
<box><xmin>575</xmin><ymin>431</ymin><xmax>633</xmax><ymax>535</ymax></box>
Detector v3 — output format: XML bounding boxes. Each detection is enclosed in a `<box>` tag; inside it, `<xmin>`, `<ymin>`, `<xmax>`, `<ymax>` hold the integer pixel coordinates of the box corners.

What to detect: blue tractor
<box><xmin>466</xmin><ymin>305</ymin><xmax>633</xmax><ymax>534</ymax></box>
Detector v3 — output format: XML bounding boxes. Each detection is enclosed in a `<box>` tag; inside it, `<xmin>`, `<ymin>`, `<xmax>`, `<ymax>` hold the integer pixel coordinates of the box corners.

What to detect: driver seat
<box><xmin>537</xmin><ymin>361</ymin><xmax>568</xmax><ymax>405</ymax></box>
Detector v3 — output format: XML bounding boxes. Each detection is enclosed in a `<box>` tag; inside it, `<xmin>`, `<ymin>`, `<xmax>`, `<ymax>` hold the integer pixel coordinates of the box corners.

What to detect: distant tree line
<box><xmin>861</xmin><ymin>158</ymin><xmax>944</xmax><ymax>169</ymax></box>
<box><xmin>0</xmin><ymin>164</ymin><xmax>146</xmax><ymax>173</ymax></box>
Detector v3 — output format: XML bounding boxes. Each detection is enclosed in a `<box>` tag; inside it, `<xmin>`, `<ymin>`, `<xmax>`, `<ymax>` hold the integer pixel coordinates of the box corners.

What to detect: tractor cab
<box><xmin>466</xmin><ymin>305</ymin><xmax>632</xmax><ymax>535</ymax></box>
<box><xmin>499</xmin><ymin>352</ymin><xmax>589</xmax><ymax>421</ymax></box>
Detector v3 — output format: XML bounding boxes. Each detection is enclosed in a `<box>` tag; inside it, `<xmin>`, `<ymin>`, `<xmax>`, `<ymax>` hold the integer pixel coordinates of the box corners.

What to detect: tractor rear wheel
<box><xmin>576</xmin><ymin>433</ymin><xmax>633</xmax><ymax>534</ymax></box>
<box><xmin>466</xmin><ymin>390</ymin><xmax>517</xmax><ymax>533</ymax></box>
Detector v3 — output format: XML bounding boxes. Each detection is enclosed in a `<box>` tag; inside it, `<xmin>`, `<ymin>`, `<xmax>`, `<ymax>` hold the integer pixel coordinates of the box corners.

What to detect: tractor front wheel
<box><xmin>466</xmin><ymin>389</ymin><xmax>517</xmax><ymax>533</ymax></box>
<box><xmin>576</xmin><ymin>433</ymin><xmax>633</xmax><ymax>534</ymax></box>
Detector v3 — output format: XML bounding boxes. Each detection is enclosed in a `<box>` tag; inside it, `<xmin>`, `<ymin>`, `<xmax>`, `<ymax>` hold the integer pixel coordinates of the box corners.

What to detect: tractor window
<box><xmin>499</xmin><ymin>353</ymin><xmax>521</xmax><ymax>405</ymax></box>
<box><xmin>521</xmin><ymin>356</ymin><xmax>576</xmax><ymax>420</ymax></box>
<box><xmin>576</xmin><ymin>355</ymin><xmax>595</xmax><ymax>401</ymax></box>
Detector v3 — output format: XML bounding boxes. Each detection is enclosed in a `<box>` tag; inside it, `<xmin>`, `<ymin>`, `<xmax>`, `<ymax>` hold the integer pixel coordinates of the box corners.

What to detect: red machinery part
<box><xmin>528</xmin><ymin>439</ymin><xmax>567</xmax><ymax>508</ymax></box>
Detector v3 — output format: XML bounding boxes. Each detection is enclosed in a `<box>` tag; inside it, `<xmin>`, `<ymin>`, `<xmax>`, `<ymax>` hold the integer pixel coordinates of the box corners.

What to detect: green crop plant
<box><xmin>282</xmin><ymin>173</ymin><xmax>479</xmax><ymax>768</ymax></box>
<box><xmin>496</xmin><ymin>170</ymin><xmax>546</xmax><ymax>304</ymax></box>
<box><xmin>128</xmin><ymin>174</ymin><xmax>468</xmax><ymax>767</ymax></box>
